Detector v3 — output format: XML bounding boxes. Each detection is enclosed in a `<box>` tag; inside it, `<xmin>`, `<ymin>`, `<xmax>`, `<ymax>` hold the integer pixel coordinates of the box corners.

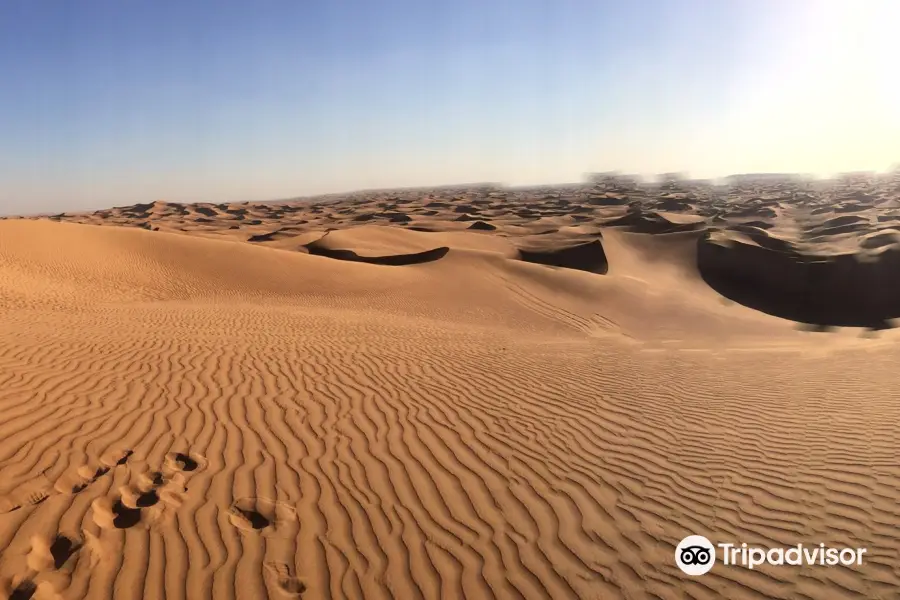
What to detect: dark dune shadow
<box><xmin>246</xmin><ymin>228</ymin><xmax>304</xmax><ymax>243</ymax></box>
<box><xmin>304</xmin><ymin>243</ymin><xmax>450</xmax><ymax>266</ymax></box>
<box><xmin>193</xmin><ymin>206</ymin><xmax>218</xmax><ymax>218</ymax></box>
<box><xmin>698</xmin><ymin>233</ymin><xmax>900</xmax><ymax>329</ymax></box>
<box><xmin>834</xmin><ymin>203</ymin><xmax>869</xmax><ymax>213</ymax></box>
<box><xmin>603</xmin><ymin>208</ymin><xmax>704</xmax><ymax>234</ymax></box>
<box><xmin>653</xmin><ymin>198</ymin><xmax>693</xmax><ymax>212</ymax></box>
<box><xmin>822</xmin><ymin>215</ymin><xmax>867</xmax><ymax>227</ymax></box>
<box><xmin>248</xmin><ymin>231</ymin><xmax>280</xmax><ymax>243</ymax></box>
<box><xmin>468</xmin><ymin>221</ymin><xmax>496</xmax><ymax>231</ymax></box>
<box><xmin>808</xmin><ymin>223</ymin><xmax>869</xmax><ymax>237</ymax></box>
<box><xmin>726</xmin><ymin>206</ymin><xmax>778</xmax><ymax>220</ymax></box>
<box><xmin>380</xmin><ymin>212</ymin><xmax>411</xmax><ymax>223</ymax></box>
<box><xmin>117</xmin><ymin>201</ymin><xmax>155</xmax><ymax>213</ymax></box>
<box><xmin>860</xmin><ymin>232</ymin><xmax>900</xmax><ymax>249</ymax></box>
<box><xmin>518</xmin><ymin>239</ymin><xmax>608</xmax><ymax>274</ymax></box>
<box><xmin>587</xmin><ymin>195</ymin><xmax>628</xmax><ymax>206</ymax></box>
<box><xmin>725</xmin><ymin>226</ymin><xmax>795</xmax><ymax>253</ymax></box>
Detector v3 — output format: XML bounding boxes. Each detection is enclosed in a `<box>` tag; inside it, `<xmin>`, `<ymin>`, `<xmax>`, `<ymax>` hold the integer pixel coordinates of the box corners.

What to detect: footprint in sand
<box><xmin>0</xmin><ymin>479</ymin><xmax>52</xmax><ymax>514</ymax></box>
<box><xmin>157</xmin><ymin>484</ymin><xmax>186</xmax><ymax>509</ymax></box>
<box><xmin>91</xmin><ymin>497</ymin><xmax>142</xmax><ymax>530</ymax></box>
<box><xmin>27</xmin><ymin>534</ymin><xmax>81</xmax><ymax>571</ymax></box>
<box><xmin>228</xmin><ymin>497</ymin><xmax>300</xmax><ymax>538</ymax></box>
<box><xmin>46</xmin><ymin>449</ymin><xmax>132</xmax><ymax>496</ymax></box>
<box><xmin>135</xmin><ymin>469</ymin><xmax>165</xmax><ymax>491</ymax></box>
<box><xmin>24</xmin><ymin>491</ymin><xmax>49</xmax><ymax>507</ymax></box>
<box><xmin>163</xmin><ymin>451</ymin><xmax>206</xmax><ymax>474</ymax></box>
<box><xmin>227</xmin><ymin>498</ymin><xmax>298</xmax><ymax>538</ymax></box>
<box><xmin>99</xmin><ymin>448</ymin><xmax>133</xmax><ymax>469</ymax></box>
<box><xmin>136</xmin><ymin>464</ymin><xmax>188</xmax><ymax>508</ymax></box>
<box><xmin>53</xmin><ymin>461</ymin><xmax>116</xmax><ymax>495</ymax></box>
<box><xmin>53</xmin><ymin>471</ymin><xmax>91</xmax><ymax>495</ymax></box>
<box><xmin>91</xmin><ymin>460</ymin><xmax>190</xmax><ymax>530</ymax></box>
<box><xmin>229</xmin><ymin>506</ymin><xmax>271</xmax><ymax>531</ymax></box>
<box><xmin>1</xmin><ymin>534</ymin><xmax>82</xmax><ymax>600</ymax></box>
<box><xmin>118</xmin><ymin>485</ymin><xmax>160</xmax><ymax>509</ymax></box>
<box><xmin>264</xmin><ymin>562</ymin><xmax>307</xmax><ymax>598</ymax></box>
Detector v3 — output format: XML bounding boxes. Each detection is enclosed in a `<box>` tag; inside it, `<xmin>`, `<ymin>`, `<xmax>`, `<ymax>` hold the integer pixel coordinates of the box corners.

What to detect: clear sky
<box><xmin>1</xmin><ymin>0</ymin><xmax>898</xmax><ymax>213</ymax></box>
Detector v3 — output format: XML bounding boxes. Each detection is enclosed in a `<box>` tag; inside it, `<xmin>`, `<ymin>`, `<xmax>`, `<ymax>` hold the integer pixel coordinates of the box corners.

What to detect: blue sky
<box><xmin>1</xmin><ymin>0</ymin><xmax>898</xmax><ymax>213</ymax></box>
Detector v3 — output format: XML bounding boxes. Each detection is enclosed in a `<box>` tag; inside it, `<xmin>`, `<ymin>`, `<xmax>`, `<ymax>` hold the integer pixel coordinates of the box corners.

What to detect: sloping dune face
<box><xmin>2</xmin><ymin>179</ymin><xmax>900</xmax><ymax>600</ymax></box>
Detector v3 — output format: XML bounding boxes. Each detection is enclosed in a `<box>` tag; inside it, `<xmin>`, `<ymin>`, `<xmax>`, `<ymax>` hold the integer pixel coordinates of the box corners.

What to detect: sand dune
<box><xmin>3</xmin><ymin>175</ymin><xmax>900</xmax><ymax>599</ymax></box>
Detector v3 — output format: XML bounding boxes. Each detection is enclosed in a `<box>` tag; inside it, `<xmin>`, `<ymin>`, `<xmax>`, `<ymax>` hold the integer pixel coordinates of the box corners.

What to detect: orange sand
<box><xmin>2</xmin><ymin>178</ymin><xmax>899</xmax><ymax>599</ymax></box>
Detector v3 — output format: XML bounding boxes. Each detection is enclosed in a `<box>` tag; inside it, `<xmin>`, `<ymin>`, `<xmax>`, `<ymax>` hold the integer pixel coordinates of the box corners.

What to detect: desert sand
<box><xmin>2</xmin><ymin>172</ymin><xmax>900</xmax><ymax>599</ymax></box>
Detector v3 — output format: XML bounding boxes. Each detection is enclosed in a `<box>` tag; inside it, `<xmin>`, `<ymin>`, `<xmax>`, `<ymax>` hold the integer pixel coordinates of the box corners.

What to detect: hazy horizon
<box><xmin>2</xmin><ymin>0</ymin><xmax>898</xmax><ymax>214</ymax></box>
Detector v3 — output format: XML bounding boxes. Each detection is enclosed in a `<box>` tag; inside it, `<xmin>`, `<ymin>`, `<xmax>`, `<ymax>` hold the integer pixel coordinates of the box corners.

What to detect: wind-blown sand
<box><xmin>2</xmin><ymin>174</ymin><xmax>900</xmax><ymax>599</ymax></box>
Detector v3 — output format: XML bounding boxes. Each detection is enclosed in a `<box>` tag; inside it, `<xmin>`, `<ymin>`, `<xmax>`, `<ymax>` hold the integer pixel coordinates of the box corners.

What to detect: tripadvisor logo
<box><xmin>675</xmin><ymin>535</ymin><xmax>716</xmax><ymax>575</ymax></box>
<box><xmin>675</xmin><ymin>535</ymin><xmax>867</xmax><ymax>575</ymax></box>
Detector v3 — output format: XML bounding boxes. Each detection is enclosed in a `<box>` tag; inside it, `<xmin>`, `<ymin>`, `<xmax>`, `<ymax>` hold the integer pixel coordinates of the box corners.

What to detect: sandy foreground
<box><xmin>2</xmin><ymin>178</ymin><xmax>900</xmax><ymax>599</ymax></box>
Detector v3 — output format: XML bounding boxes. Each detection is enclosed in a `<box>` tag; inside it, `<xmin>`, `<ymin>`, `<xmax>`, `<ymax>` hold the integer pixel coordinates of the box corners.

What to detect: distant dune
<box><xmin>2</xmin><ymin>174</ymin><xmax>900</xmax><ymax>599</ymax></box>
